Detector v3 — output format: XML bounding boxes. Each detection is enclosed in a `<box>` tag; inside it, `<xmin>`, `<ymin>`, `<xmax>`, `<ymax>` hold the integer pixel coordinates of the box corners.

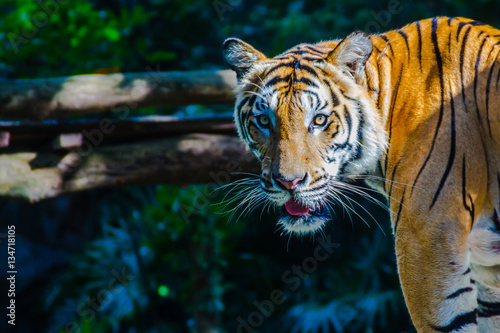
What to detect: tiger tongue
<box><xmin>284</xmin><ymin>198</ymin><xmax>310</xmax><ymax>216</ymax></box>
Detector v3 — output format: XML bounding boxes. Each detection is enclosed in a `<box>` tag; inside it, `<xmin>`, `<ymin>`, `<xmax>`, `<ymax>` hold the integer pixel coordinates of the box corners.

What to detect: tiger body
<box><xmin>223</xmin><ymin>17</ymin><xmax>500</xmax><ymax>332</ymax></box>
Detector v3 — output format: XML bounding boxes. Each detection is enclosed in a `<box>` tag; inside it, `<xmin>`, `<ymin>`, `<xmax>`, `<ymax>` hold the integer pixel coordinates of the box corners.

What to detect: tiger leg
<box><xmin>396</xmin><ymin>214</ymin><xmax>478</xmax><ymax>333</ymax></box>
<box><xmin>468</xmin><ymin>211</ymin><xmax>500</xmax><ymax>332</ymax></box>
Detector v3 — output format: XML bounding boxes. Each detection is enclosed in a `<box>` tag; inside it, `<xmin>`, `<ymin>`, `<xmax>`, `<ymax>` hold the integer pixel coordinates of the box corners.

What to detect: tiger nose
<box><xmin>275</xmin><ymin>175</ymin><xmax>305</xmax><ymax>190</ymax></box>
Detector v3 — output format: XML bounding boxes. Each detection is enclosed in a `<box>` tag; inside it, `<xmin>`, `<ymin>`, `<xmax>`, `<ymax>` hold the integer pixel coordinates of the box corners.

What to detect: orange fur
<box><xmin>224</xmin><ymin>17</ymin><xmax>500</xmax><ymax>332</ymax></box>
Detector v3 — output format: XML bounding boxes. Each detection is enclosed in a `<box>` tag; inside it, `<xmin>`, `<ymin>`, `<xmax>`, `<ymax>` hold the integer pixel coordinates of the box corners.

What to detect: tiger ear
<box><xmin>223</xmin><ymin>38</ymin><xmax>267</xmax><ymax>82</ymax></box>
<box><xmin>325</xmin><ymin>31</ymin><xmax>372</xmax><ymax>79</ymax></box>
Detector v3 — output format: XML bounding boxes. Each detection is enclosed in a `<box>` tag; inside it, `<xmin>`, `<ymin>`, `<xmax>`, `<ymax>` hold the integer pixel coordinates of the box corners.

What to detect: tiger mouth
<box><xmin>278</xmin><ymin>199</ymin><xmax>330</xmax><ymax>235</ymax></box>
<box><xmin>281</xmin><ymin>198</ymin><xmax>329</xmax><ymax>217</ymax></box>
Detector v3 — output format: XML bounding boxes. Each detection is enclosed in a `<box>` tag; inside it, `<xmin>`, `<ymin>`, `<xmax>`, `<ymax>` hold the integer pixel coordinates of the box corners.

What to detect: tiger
<box><xmin>222</xmin><ymin>16</ymin><xmax>500</xmax><ymax>333</ymax></box>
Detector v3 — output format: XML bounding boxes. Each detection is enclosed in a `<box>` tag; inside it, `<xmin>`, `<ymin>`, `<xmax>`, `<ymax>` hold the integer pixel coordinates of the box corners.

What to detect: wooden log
<box><xmin>0</xmin><ymin>69</ymin><xmax>237</xmax><ymax>121</ymax></box>
<box><xmin>52</xmin><ymin>133</ymin><xmax>83</xmax><ymax>150</ymax></box>
<box><xmin>0</xmin><ymin>114</ymin><xmax>236</xmax><ymax>148</ymax></box>
<box><xmin>0</xmin><ymin>134</ymin><xmax>259</xmax><ymax>202</ymax></box>
<box><xmin>0</xmin><ymin>132</ymin><xmax>10</xmax><ymax>147</ymax></box>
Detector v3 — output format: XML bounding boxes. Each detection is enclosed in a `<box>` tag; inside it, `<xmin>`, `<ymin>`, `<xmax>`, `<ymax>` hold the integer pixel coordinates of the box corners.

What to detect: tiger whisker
<box><xmin>330</xmin><ymin>181</ymin><xmax>393</xmax><ymax>213</ymax></box>
<box><xmin>332</xmin><ymin>189</ymin><xmax>386</xmax><ymax>235</ymax></box>
<box><xmin>346</xmin><ymin>174</ymin><xmax>426</xmax><ymax>191</ymax></box>
<box><xmin>333</xmin><ymin>180</ymin><xmax>407</xmax><ymax>214</ymax></box>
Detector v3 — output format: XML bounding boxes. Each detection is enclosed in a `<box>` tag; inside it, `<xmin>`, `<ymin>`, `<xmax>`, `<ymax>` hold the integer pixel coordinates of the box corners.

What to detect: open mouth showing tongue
<box><xmin>284</xmin><ymin>198</ymin><xmax>310</xmax><ymax>216</ymax></box>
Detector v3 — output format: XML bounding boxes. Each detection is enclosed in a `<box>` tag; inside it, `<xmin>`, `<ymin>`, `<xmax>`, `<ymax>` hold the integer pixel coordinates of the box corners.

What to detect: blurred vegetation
<box><xmin>1</xmin><ymin>0</ymin><xmax>499</xmax><ymax>332</ymax></box>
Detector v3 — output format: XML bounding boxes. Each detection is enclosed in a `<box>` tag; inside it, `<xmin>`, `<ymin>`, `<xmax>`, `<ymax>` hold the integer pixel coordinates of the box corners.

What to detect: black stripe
<box><xmin>248</xmin><ymin>94</ymin><xmax>257</xmax><ymax>106</ymax></box>
<box><xmin>458</xmin><ymin>21</ymin><xmax>468</xmax><ymax>34</ymax></box>
<box><xmin>303</xmin><ymin>45</ymin><xmax>326</xmax><ymax>55</ymax></box>
<box><xmin>431</xmin><ymin>310</ymin><xmax>477</xmax><ymax>332</ymax></box>
<box><xmin>430</xmin><ymin>90</ymin><xmax>456</xmax><ymax>209</ymax></box>
<box><xmin>300</xmin><ymin>56</ymin><xmax>324</xmax><ymax>61</ymax></box>
<box><xmin>276</xmin><ymin>54</ymin><xmax>323</xmax><ymax>62</ymax></box>
<box><xmin>261</xmin><ymin>178</ymin><xmax>273</xmax><ymax>188</ymax></box>
<box><xmin>353</xmin><ymin>105</ymin><xmax>364</xmax><ymax>160</ymax></box>
<box><xmin>242</xmin><ymin>95</ymin><xmax>257</xmax><ymax>144</ymax></box>
<box><xmin>474</xmin><ymin>37</ymin><xmax>488</xmax><ymax>122</ymax></box>
<box><xmin>385</xmin><ymin>66</ymin><xmax>404</xmax><ymax>173</ymax></box>
<box><xmin>468</xmin><ymin>20</ymin><xmax>487</xmax><ymax>26</ymax></box>
<box><xmin>485</xmin><ymin>47</ymin><xmax>499</xmax><ymax>137</ymax></box>
<box><xmin>377</xmin><ymin>160</ymin><xmax>385</xmax><ymax>179</ymax></box>
<box><xmin>456</xmin><ymin>20</ymin><xmax>467</xmax><ymax>42</ymax></box>
<box><xmin>238</xmin><ymin>97</ymin><xmax>252</xmax><ymax>144</ymax></box>
<box><xmin>478</xmin><ymin>308</ymin><xmax>500</xmax><ymax>318</ymax></box>
<box><xmin>372</xmin><ymin>46</ymin><xmax>383</xmax><ymax>109</ymax></box>
<box><xmin>397</xmin><ymin>29</ymin><xmax>410</xmax><ymax>62</ymax></box>
<box><xmin>486</xmin><ymin>67</ymin><xmax>494</xmax><ymax>137</ymax></box>
<box><xmin>379</xmin><ymin>34</ymin><xmax>395</xmax><ymax>56</ymax></box>
<box><xmin>294</xmin><ymin>77</ymin><xmax>318</xmax><ymax>87</ymax></box>
<box><xmin>323</xmin><ymin>118</ymin><xmax>339</xmax><ymax>137</ymax></box>
<box><xmin>469</xmin><ymin>193</ymin><xmax>476</xmax><ymax>223</ymax></box>
<box><xmin>462</xmin><ymin>154</ymin><xmax>474</xmax><ymax>223</ymax></box>
<box><xmin>283</xmin><ymin>49</ymin><xmax>317</xmax><ymax>56</ymax></box>
<box><xmin>343</xmin><ymin>105</ymin><xmax>352</xmax><ymax>141</ymax></box>
<box><xmin>265</xmin><ymin>74</ymin><xmax>292</xmax><ymax>88</ymax></box>
<box><xmin>478</xmin><ymin>299</ymin><xmax>500</xmax><ymax>318</ymax></box>
<box><xmin>478</xmin><ymin>299</ymin><xmax>500</xmax><ymax>309</ymax></box>
<box><xmin>324</xmin><ymin>81</ymin><xmax>340</xmax><ymax>107</ymax></box>
<box><xmin>412</xmin><ymin>18</ymin><xmax>446</xmax><ymax>194</ymax></box>
<box><xmin>463</xmin><ymin>267</ymin><xmax>471</xmax><ymax>275</ymax></box>
<box><xmin>294</xmin><ymin>62</ymin><xmax>318</xmax><ymax>76</ymax></box>
<box><xmin>416</xmin><ymin>21</ymin><xmax>423</xmax><ymax>72</ymax></box>
<box><xmin>497</xmin><ymin>56</ymin><xmax>500</xmax><ymax>89</ymax></box>
<box><xmin>266</xmin><ymin>61</ymin><xmax>295</xmax><ymax>75</ymax></box>
<box><xmin>393</xmin><ymin>188</ymin><xmax>406</xmax><ymax>233</ymax></box>
<box><xmin>446</xmin><ymin>287</ymin><xmax>473</xmax><ymax>299</ymax></box>
<box><xmin>497</xmin><ymin>172</ymin><xmax>500</xmax><ymax>193</ymax></box>
<box><xmin>236</xmin><ymin>96</ymin><xmax>250</xmax><ymax>114</ymax></box>
<box><xmin>388</xmin><ymin>161</ymin><xmax>400</xmax><ymax>200</ymax></box>
<box><xmin>460</xmin><ymin>26</ymin><xmax>471</xmax><ymax>111</ymax></box>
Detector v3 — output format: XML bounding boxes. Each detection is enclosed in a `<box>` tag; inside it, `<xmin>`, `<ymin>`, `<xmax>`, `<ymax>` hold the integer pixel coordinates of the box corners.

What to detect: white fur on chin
<box><xmin>277</xmin><ymin>215</ymin><xmax>328</xmax><ymax>235</ymax></box>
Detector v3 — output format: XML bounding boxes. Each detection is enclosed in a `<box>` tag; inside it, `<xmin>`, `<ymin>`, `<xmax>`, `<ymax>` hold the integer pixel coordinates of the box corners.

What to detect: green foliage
<box><xmin>44</xmin><ymin>185</ymin><xmax>248</xmax><ymax>332</ymax></box>
<box><xmin>0</xmin><ymin>0</ymin><xmax>151</xmax><ymax>77</ymax></box>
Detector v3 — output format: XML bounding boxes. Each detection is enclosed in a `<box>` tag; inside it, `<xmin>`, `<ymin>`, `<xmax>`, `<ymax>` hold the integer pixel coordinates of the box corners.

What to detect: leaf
<box><xmin>103</xmin><ymin>27</ymin><xmax>120</xmax><ymax>42</ymax></box>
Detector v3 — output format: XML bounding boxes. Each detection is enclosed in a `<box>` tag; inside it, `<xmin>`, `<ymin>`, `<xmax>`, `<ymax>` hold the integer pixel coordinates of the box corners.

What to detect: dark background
<box><xmin>1</xmin><ymin>0</ymin><xmax>499</xmax><ymax>332</ymax></box>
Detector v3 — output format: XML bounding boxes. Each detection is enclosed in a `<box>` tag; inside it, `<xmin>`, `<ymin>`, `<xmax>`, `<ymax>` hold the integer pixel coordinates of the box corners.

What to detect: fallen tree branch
<box><xmin>0</xmin><ymin>134</ymin><xmax>259</xmax><ymax>202</ymax></box>
<box><xmin>0</xmin><ymin>114</ymin><xmax>235</xmax><ymax>148</ymax></box>
<box><xmin>0</xmin><ymin>69</ymin><xmax>237</xmax><ymax>121</ymax></box>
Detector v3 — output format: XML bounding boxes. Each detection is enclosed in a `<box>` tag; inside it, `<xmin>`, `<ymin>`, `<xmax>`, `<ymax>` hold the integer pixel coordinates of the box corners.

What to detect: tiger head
<box><xmin>223</xmin><ymin>32</ymin><xmax>387</xmax><ymax>235</ymax></box>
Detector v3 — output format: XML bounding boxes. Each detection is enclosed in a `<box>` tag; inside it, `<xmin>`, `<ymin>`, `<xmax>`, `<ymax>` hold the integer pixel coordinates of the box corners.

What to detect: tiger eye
<box><xmin>313</xmin><ymin>114</ymin><xmax>327</xmax><ymax>126</ymax></box>
<box><xmin>257</xmin><ymin>115</ymin><xmax>270</xmax><ymax>127</ymax></box>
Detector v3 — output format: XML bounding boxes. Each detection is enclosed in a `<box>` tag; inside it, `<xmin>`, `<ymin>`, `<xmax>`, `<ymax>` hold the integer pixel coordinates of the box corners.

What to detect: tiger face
<box><xmin>223</xmin><ymin>32</ymin><xmax>387</xmax><ymax>235</ymax></box>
